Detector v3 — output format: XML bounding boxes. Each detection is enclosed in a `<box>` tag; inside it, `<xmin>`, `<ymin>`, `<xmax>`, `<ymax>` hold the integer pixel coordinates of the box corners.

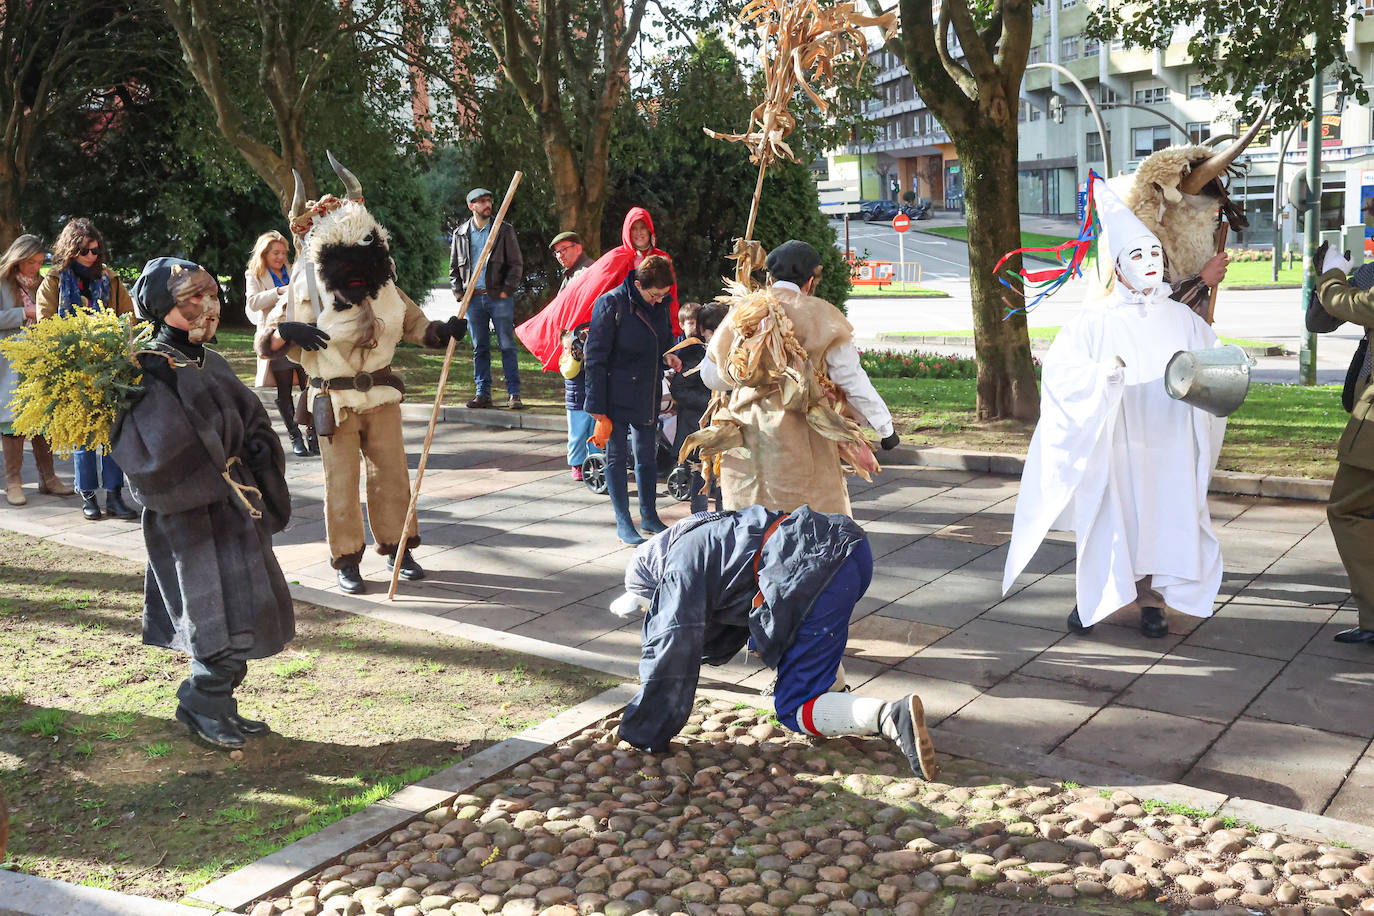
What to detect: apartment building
<box><xmin>833</xmin><ymin>7</ymin><xmax>1374</xmax><ymax>249</ymax></box>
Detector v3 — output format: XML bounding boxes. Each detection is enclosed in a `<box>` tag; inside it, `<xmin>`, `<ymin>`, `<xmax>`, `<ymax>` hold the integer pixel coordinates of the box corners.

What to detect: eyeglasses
<box><xmin>79</xmin><ymin>246</ymin><xmax>100</xmax><ymax>256</ymax></box>
<box><xmin>553</xmin><ymin>245</ymin><xmax>577</xmax><ymax>256</ymax></box>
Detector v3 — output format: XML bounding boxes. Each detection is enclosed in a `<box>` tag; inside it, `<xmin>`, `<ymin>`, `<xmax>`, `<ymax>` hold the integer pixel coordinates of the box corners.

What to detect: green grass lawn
<box><xmin>923</xmin><ymin>225</ymin><xmax>1074</xmax><ymax>252</ymax></box>
<box><xmin>847</xmin><ymin>284</ymin><xmax>949</xmax><ymax>298</ymax></box>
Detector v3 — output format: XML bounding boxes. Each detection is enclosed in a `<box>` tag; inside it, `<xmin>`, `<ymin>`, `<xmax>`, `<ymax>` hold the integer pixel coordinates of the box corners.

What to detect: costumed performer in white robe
<box><xmin>1002</xmin><ymin>175</ymin><xmax>1227</xmax><ymax>638</ymax></box>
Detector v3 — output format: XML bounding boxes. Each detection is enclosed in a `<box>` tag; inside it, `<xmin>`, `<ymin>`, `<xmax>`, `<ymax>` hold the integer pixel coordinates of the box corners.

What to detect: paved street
<box><xmin>7</xmin><ymin>417</ymin><xmax>1372</xmax><ymax>833</ymax></box>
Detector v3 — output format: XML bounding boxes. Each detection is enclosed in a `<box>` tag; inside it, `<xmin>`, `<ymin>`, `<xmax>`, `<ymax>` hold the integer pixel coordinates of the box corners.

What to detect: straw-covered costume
<box><xmin>256</xmin><ymin>158</ymin><xmax>465</xmax><ymax>594</ymax></box>
<box><xmin>112</xmin><ymin>257</ymin><xmax>294</xmax><ymax>750</ymax></box>
<box><xmin>1002</xmin><ymin>175</ymin><xmax>1226</xmax><ymax>636</ymax></box>
<box><xmin>689</xmin><ymin>241</ymin><xmax>893</xmax><ymax>517</ymax></box>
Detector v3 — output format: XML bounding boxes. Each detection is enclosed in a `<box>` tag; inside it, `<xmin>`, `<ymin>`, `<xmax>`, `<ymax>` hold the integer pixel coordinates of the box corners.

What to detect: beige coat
<box><xmin>707</xmin><ymin>288</ymin><xmax>855</xmax><ymax>516</ymax></box>
<box><xmin>35</xmin><ymin>268</ymin><xmax>134</xmax><ymax>321</ymax></box>
<box><xmin>245</xmin><ymin>267</ymin><xmax>291</xmax><ymax>387</ymax></box>
<box><xmin>1318</xmin><ymin>268</ymin><xmax>1374</xmax><ymax>471</ymax></box>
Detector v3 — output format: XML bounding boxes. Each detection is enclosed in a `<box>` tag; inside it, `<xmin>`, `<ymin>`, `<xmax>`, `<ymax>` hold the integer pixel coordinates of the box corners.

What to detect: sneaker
<box><xmin>507</xmin><ymin>395</ymin><xmax>525</xmax><ymax>410</ymax></box>
<box><xmin>882</xmin><ymin>694</ymin><xmax>938</xmax><ymax>780</ymax></box>
<box><xmin>571</xmin><ymin>465</ymin><xmax>584</xmax><ymax>481</ymax></box>
<box><xmin>467</xmin><ymin>394</ymin><xmax>493</xmax><ymax>409</ymax></box>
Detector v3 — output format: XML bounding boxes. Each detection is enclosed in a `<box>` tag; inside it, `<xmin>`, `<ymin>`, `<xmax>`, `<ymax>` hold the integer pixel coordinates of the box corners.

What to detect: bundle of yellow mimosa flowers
<box><xmin>0</xmin><ymin>308</ymin><xmax>150</xmax><ymax>455</ymax></box>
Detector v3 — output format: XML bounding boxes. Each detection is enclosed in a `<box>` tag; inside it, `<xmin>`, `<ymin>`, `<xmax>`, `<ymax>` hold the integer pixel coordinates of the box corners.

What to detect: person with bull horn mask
<box><xmin>112</xmin><ymin>258</ymin><xmax>295</xmax><ymax>750</ymax></box>
<box><xmin>1002</xmin><ymin>175</ymin><xmax>1229</xmax><ymax>639</ymax></box>
<box><xmin>256</xmin><ymin>153</ymin><xmax>467</xmax><ymax>595</ymax></box>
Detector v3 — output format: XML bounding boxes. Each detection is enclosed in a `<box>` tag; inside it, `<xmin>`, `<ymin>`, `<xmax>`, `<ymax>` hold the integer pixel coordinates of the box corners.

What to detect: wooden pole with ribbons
<box><xmin>388</xmin><ymin>171</ymin><xmax>523</xmax><ymax>600</ymax></box>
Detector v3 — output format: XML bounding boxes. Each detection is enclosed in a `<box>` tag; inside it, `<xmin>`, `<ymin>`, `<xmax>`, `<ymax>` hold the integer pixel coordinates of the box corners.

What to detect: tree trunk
<box><xmin>543</xmin><ymin>130</ymin><xmax>606</xmax><ymax>258</ymax></box>
<box><xmin>0</xmin><ymin>159</ymin><xmax>22</xmax><ymax>251</ymax></box>
<box><xmin>958</xmin><ymin>128</ymin><xmax>1040</xmax><ymax>423</ymax></box>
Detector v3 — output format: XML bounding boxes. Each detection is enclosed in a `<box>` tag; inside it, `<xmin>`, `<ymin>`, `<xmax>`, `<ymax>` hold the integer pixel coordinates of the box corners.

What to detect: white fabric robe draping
<box><xmin>1003</xmin><ymin>287</ymin><xmax>1227</xmax><ymax>625</ymax></box>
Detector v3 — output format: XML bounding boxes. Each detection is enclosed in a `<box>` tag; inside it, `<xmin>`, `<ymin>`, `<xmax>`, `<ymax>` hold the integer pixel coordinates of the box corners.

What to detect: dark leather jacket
<box><xmin>449</xmin><ymin>218</ymin><xmax>524</xmax><ymax>299</ymax></box>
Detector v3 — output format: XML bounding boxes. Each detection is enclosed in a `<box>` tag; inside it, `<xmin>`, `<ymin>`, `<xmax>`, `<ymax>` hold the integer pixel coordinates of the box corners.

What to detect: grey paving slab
<box><xmin>1116</xmin><ymin>644</ymin><xmax>1286</xmax><ymax>723</ymax></box>
<box><xmin>1305</xmin><ymin>610</ymin><xmax>1374</xmax><ymax>663</ymax></box>
<box><xmin>843</xmin><ymin>612</ymin><xmax>950</xmax><ymax>665</ymax></box>
<box><xmin>1019</xmin><ymin>623</ymin><xmax>1183</xmax><ymax>691</ymax></box>
<box><xmin>937</xmin><ymin>673</ymin><xmax>1115</xmax><ymax>753</ymax></box>
<box><xmin>1245</xmin><ymin>652</ymin><xmax>1374</xmax><ymax>738</ymax></box>
<box><xmin>858</xmin><ymin>667</ymin><xmax>982</xmax><ymax>725</ymax></box>
<box><xmin>1186</xmin><ymin>717</ymin><xmax>1367</xmax><ymax>813</ymax></box>
<box><xmin>1181</xmin><ymin>601</ymin><xmax>1334</xmax><ymax>660</ymax></box>
<box><xmin>1324</xmin><ymin>741</ymin><xmax>1374</xmax><ymax>824</ymax></box>
<box><xmin>1053</xmin><ymin>705</ymin><xmax>1226</xmax><ymax>781</ymax></box>
<box><xmin>876</xmin><ymin>570</ymin><xmax>1018</xmax><ymax>629</ymax></box>
<box><xmin>980</xmin><ymin>572</ymin><xmax>1077</xmax><ymax>631</ymax></box>
<box><xmin>897</xmin><ymin>617</ymin><xmax>1060</xmax><ymax>688</ymax></box>
<box><xmin>961</xmin><ymin>538</ymin><xmax>1074</xmax><ymax>581</ymax></box>
<box><xmin>0</xmin><ymin>869</ymin><xmax>222</xmax><ymax>916</ymax></box>
<box><xmin>882</xmin><ymin>534</ymin><xmax>999</xmax><ymax>582</ymax></box>
<box><xmin>1242</xmin><ymin>555</ymin><xmax>1353</xmax><ymax>606</ymax></box>
<box><xmin>1225</xmin><ymin>500</ymin><xmax>1329</xmax><ymax>534</ymax></box>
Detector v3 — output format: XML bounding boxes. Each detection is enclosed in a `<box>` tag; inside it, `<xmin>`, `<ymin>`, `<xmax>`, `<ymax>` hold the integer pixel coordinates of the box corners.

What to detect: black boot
<box><xmin>227</xmin><ymin>712</ymin><xmax>270</xmax><ymax>736</ymax></box>
<box><xmin>175</xmin><ymin>706</ymin><xmax>246</xmax><ymax>750</ymax></box>
<box><xmin>306</xmin><ymin>427</ymin><xmax>320</xmax><ymax>455</ymax></box>
<box><xmin>386</xmin><ymin>550</ymin><xmax>425</xmax><ymax>581</ymax></box>
<box><xmin>278</xmin><ymin>395</ymin><xmax>307</xmax><ymax>456</ymax></box>
<box><xmin>79</xmin><ymin>490</ymin><xmax>102</xmax><ymax>521</ymax></box>
<box><xmin>337</xmin><ymin>562</ymin><xmax>366</xmax><ymax>595</ymax></box>
<box><xmin>1067</xmin><ymin>605</ymin><xmax>1094</xmax><ymax>635</ymax></box>
<box><xmin>105</xmin><ymin>487</ymin><xmax>139</xmax><ymax>521</ymax></box>
<box><xmin>1139</xmin><ymin>605</ymin><xmax>1169</xmax><ymax>639</ymax></box>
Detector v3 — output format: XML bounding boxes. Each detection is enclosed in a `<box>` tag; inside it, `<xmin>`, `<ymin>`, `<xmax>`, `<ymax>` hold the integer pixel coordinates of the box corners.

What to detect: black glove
<box><xmin>435</xmin><ymin>315</ymin><xmax>468</xmax><ymax>345</ymax></box>
<box><xmin>880</xmin><ymin>431</ymin><xmax>900</xmax><ymax>451</ymax></box>
<box><xmin>277</xmin><ymin>321</ymin><xmax>330</xmax><ymax>351</ymax></box>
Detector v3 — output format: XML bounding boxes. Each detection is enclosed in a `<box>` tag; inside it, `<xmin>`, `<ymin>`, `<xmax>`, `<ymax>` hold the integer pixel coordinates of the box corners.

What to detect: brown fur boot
<box><xmin>2</xmin><ymin>435</ymin><xmax>26</xmax><ymax>506</ymax></box>
<box><xmin>31</xmin><ymin>436</ymin><xmax>74</xmax><ymax>496</ymax></box>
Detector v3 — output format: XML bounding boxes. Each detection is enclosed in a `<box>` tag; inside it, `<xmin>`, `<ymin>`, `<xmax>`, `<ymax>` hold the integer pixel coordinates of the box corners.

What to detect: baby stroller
<box><xmin>582</xmin><ymin>390</ymin><xmax>686</xmax><ymax>499</ymax></box>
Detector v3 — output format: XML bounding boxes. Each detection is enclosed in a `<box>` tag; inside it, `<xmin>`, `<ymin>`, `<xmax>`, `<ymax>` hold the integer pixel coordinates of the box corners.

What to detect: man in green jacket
<box><xmin>1316</xmin><ymin>247</ymin><xmax>1374</xmax><ymax>645</ymax></box>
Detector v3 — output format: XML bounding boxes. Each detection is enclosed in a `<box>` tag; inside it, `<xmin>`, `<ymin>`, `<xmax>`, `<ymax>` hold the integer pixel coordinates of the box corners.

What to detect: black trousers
<box><xmin>176</xmin><ymin>656</ymin><xmax>248</xmax><ymax>718</ymax></box>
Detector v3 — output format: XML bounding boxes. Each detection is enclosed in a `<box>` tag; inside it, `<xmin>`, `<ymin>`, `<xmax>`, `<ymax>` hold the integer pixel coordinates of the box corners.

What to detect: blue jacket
<box><xmin>618</xmin><ymin>505</ymin><xmax>868</xmax><ymax>752</ymax></box>
<box><xmin>582</xmin><ymin>272</ymin><xmax>673</xmax><ymax>425</ymax></box>
<box><xmin>563</xmin><ymin>373</ymin><xmax>586</xmax><ymax>412</ymax></box>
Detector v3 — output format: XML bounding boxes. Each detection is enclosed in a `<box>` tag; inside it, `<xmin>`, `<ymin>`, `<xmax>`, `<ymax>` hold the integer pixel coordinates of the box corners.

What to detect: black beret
<box><xmin>765</xmin><ymin>240</ymin><xmax>822</xmax><ymax>284</ymax></box>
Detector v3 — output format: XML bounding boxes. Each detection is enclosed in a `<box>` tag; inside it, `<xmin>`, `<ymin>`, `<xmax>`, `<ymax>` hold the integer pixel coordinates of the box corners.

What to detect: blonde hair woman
<box><xmin>0</xmin><ymin>235</ymin><xmax>74</xmax><ymax>505</ymax></box>
<box><xmin>34</xmin><ymin>218</ymin><xmax>137</xmax><ymax>520</ymax></box>
<box><xmin>246</xmin><ymin>230</ymin><xmax>314</xmax><ymax>456</ymax></box>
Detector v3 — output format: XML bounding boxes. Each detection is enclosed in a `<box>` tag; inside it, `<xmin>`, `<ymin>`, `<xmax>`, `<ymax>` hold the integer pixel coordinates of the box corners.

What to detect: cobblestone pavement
<box><xmin>4</xmin><ymin>416</ymin><xmax>1371</xmax><ymax>831</ymax></box>
<box><xmin>246</xmin><ymin>698</ymin><xmax>1374</xmax><ymax>916</ymax></box>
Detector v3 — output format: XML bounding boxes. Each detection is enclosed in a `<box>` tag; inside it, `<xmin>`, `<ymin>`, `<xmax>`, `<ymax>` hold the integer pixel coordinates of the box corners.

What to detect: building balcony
<box><xmin>874</xmin><ymin>65</ymin><xmax>908</xmax><ymax>84</ymax></box>
<box><xmin>846</xmin><ymin>131</ymin><xmax>951</xmax><ymax>156</ymax></box>
<box><xmin>875</xmin><ymin>98</ymin><xmax>927</xmax><ymax>119</ymax></box>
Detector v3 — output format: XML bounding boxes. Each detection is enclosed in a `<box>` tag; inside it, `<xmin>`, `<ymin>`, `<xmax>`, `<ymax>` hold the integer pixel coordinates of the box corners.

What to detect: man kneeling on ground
<box><xmin>610</xmin><ymin>505</ymin><xmax>937</xmax><ymax>779</ymax></box>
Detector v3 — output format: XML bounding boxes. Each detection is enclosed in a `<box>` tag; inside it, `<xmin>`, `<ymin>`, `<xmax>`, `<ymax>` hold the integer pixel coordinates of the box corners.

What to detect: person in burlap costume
<box><xmin>256</xmin><ymin>159</ymin><xmax>466</xmax><ymax>595</ymax></box>
<box><xmin>691</xmin><ymin>240</ymin><xmax>898</xmax><ymax>516</ymax></box>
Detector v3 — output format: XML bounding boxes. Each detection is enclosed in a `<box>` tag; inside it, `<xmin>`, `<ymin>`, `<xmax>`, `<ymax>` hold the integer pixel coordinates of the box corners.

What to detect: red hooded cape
<box><xmin>516</xmin><ymin>206</ymin><xmax>679</xmax><ymax>371</ymax></box>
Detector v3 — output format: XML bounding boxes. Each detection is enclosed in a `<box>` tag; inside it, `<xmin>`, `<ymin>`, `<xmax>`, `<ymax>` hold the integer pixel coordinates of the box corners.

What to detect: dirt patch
<box><xmin>0</xmin><ymin>530</ymin><xmax>614</xmax><ymax>901</ymax></box>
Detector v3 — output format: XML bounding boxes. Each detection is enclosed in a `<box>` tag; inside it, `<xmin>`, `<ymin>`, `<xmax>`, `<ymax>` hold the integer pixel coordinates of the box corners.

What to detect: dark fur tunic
<box><xmin>112</xmin><ymin>335</ymin><xmax>294</xmax><ymax>660</ymax></box>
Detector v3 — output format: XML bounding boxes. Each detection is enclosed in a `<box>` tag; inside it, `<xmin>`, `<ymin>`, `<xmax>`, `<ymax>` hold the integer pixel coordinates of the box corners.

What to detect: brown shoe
<box><xmin>507</xmin><ymin>395</ymin><xmax>524</xmax><ymax>410</ymax></box>
<box><xmin>466</xmin><ymin>394</ymin><xmax>493</xmax><ymax>409</ymax></box>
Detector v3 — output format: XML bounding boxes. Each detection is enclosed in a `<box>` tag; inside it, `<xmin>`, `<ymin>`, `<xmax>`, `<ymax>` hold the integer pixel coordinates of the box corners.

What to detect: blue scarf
<box><xmin>57</xmin><ymin>266</ymin><xmax>112</xmax><ymax>317</ymax></box>
<box><xmin>267</xmin><ymin>265</ymin><xmax>289</xmax><ymax>288</ymax></box>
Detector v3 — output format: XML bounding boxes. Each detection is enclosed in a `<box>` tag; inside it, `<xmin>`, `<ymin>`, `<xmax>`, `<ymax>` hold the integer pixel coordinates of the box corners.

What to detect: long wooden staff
<box><xmin>388</xmin><ymin>171</ymin><xmax>523</xmax><ymax>600</ymax></box>
<box><xmin>1205</xmin><ymin>220</ymin><xmax>1229</xmax><ymax>325</ymax></box>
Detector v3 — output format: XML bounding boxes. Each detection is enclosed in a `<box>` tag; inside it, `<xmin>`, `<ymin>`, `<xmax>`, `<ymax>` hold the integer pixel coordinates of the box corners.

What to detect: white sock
<box><xmin>795</xmin><ymin>692</ymin><xmax>887</xmax><ymax>737</ymax></box>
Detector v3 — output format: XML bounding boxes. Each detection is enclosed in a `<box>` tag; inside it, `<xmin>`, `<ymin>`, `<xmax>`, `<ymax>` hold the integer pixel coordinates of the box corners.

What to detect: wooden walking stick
<box><xmin>1204</xmin><ymin>220</ymin><xmax>1229</xmax><ymax>325</ymax></box>
<box><xmin>388</xmin><ymin>171</ymin><xmax>523</xmax><ymax>600</ymax></box>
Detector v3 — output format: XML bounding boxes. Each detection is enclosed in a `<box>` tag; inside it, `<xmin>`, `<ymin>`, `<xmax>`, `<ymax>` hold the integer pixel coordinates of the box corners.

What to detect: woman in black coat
<box><xmin>583</xmin><ymin>255</ymin><xmax>677</xmax><ymax>546</ymax></box>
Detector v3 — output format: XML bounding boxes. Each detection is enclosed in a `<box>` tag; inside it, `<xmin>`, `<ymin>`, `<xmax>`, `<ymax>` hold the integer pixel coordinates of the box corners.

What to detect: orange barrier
<box><xmin>851</xmin><ymin>260</ymin><xmax>895</xmax><ymax>286</ymax></box>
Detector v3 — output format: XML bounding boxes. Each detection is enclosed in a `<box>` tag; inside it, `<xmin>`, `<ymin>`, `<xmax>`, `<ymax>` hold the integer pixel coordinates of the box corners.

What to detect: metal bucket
<box><xmin>1164</xmin><ymin>344</ymin><xmax>1254</xmax><ymax>418</ymax></box>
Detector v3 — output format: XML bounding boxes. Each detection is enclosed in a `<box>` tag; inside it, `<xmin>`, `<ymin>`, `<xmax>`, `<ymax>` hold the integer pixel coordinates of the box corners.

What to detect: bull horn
<box><xmin>1180</xmin><ymin>99</ymin><xmax>1275</xmax><ymax>195</ymax></box>
<box><xmin>290</xmin><ymin>169</ymin><xmax>306</xmax><ymax>221</ymax></box>
<box><xmin>327</xmin><ymin>149</ymin><xmax>363</xmax><ymax>201</ymax></box>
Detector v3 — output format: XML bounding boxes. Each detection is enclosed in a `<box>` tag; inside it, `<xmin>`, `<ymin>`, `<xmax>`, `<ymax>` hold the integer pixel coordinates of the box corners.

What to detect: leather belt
<box><xmin>310</xmin><ymin>367</ymin><xmax>405</xmax><ymax>395</ymax></box>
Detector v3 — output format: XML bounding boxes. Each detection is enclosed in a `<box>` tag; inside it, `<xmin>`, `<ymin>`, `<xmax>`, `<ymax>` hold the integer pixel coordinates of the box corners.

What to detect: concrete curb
<box><xmin>0</xmin><ymin>869</ymin><xmax>225</xmax><ymax>915</ymax></box>
<box><xmin>187</xmin><ymin>684</ymin><xmax>638</xmax><ymax>912</ymax></box>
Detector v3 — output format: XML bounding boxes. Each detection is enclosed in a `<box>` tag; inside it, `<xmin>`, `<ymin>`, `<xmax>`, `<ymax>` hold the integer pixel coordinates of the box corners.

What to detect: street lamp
<box><xmin>1024</xmin><ymin>62</ymin><xmax>1112</xmax><ymax>176</ymax></box>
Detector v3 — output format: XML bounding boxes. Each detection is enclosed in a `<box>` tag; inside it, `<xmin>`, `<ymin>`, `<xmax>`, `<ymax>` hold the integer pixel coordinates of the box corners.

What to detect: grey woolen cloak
<box><xmin>112</xmin><ymin>342</ymin><xmax>295</xmax><ymax>660</ymax></box>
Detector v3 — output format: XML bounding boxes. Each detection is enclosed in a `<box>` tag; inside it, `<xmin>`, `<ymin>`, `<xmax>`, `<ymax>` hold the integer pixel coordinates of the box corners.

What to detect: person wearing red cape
<box><xmin>516</xmin><ymin>207</ymin><xmax>680</xmax><ymax>370</ymax></box>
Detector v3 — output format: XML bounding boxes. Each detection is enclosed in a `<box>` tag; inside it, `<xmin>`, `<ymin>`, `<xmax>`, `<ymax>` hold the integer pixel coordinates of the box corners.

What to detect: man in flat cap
<box><xmin>695</xmin><ymin>240</ymin><xmax>898</xmax><ymax>516</ymax></box>
<box><xmin>551</xmin><ymin>231</ymin><xmax>594</xmax><ymax>291</ymax></box>
<box><xmin>450</xmin><ymin>187</ymin><xmax>525</xmax><ymax>409</ymax></box>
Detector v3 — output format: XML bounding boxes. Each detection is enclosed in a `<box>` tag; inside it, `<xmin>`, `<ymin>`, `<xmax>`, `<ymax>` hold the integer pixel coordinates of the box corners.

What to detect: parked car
<box><xmin>863</xmin><ymin>200</ymin><xmax>901</xmax><ymax>222</ymax></box>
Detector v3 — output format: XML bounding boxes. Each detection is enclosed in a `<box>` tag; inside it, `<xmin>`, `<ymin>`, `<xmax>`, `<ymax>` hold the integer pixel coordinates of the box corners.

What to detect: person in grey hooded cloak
<box><xmin>112</xmin><ymin>257</ymin><xmax>295</xmax><ymax>750</ymax></box>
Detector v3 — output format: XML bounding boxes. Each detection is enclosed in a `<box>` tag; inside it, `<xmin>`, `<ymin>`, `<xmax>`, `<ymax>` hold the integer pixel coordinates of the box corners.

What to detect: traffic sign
<box><xmin>893</xmin><ymin>213</ymin><xmax>911</xmax><ymax>233</ymax></box>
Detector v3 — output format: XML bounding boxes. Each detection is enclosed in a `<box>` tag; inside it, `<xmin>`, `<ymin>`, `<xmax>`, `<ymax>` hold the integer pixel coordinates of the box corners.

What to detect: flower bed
<box><xmin>860</xmin><ymin>349</ymin><xmax>1040</xmax><ymax>380</ymax></box>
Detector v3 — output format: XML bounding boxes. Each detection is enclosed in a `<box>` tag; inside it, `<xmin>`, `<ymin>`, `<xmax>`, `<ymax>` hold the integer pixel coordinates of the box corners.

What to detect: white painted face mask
<box><xmin>1116</xmin><ymin>236</ymin><xmax>1166</xmax><ymax>294</ymax></box>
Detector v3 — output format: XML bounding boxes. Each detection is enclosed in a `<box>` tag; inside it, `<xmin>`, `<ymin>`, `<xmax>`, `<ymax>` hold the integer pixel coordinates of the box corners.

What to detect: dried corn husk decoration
<box><xmin>707</xmin><ymin>0</ymin><xmax>897</xmax><ymax>286</ymax></box>
<box><xmin>680</xmin><ymin>282</ymin><xmax>880</xmax><ymax>496</ymax></box>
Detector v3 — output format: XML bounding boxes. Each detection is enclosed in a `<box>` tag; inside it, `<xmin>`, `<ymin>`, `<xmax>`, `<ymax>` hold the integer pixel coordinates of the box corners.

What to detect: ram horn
<box><xmin>290</xmin><ymin>169</ymin><xmax>307</xmax><ymax>220</ymax></box>
<box><xmin>327</xmin><ymin>149</ymin><xmax>363</xmax><ymax>201</ymax></box>
<box><xmin>1180</xmin><ymin>99</ymin><xmax>1275</xmax><ymax>195</ymax></box>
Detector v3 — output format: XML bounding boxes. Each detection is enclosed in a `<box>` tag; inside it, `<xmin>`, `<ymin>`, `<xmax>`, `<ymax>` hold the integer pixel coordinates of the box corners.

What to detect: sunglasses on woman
<box><xmin>79</xmin><ymin>246</ymin><xmax>101</xmax><ymax>256</ymax></box>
